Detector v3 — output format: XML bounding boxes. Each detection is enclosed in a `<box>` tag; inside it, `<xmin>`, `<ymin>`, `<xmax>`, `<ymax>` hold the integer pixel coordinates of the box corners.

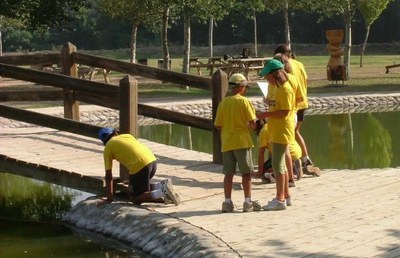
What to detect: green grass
<box><xmin>132</xmin><ymin>54</ymin><xmax>400</xmax><ymax>98</ymax></box>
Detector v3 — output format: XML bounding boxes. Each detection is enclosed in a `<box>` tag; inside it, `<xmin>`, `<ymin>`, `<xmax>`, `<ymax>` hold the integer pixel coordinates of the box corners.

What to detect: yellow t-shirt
<box><xmin>214</xmin><ymin>94</ymin><xmax>256</xmax><ymax>152</ymax></box>
<box><xmin>290</xmin><ymin>59</ymin><xmax>308</xmax><ymax>109</ymax></box>
<box><xmin>103</xmin><ymin>134</ymin><xmax>156</xmax><ymax>174</ymax></box>
<box><xmin>259</xmin><ymin>123</ymin><xmax>301</xmax><ymax>160</ymax></box>
<box><xmin>290</xmin><ymin>140</ymin><xmax>302</xmax><ymax>160</ymax></box>
<box><xmin>267</xmin><ymin>82</ymin><xmax>295</xmax><ymax>145</ymax></box>
<box><xmin>287</xmin><ymin>73</ymin><xmax>304</xmax><ymax>111</ymax></box>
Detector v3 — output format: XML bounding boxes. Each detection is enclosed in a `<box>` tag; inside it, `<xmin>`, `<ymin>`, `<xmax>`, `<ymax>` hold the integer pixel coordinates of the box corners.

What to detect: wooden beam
<box><xmin>61</xmin><ymin>43</ymin><xmax>80</xmax><ymax>120</ymax></box>
<box><xmin>72</xmin><ymin>52</ymin><xmax>212</xmax><ymax>90</ymax></box>
<box><xmin>0</xmin><ymin>104</ymin><xmax>102</xmax><ymax>139</ymax></box>
<box><xmin>0</xmin><ymin>154</ymin><xmax>104</xmax><ymax>194</ymax></box>
<box><xmin>0</xmin><ymin>88</ymin><xmax>62</xmax><ymax>102</ymax></box>
<box><xmin>138</xmin><ymin>103</ymin><xmax>213</xmax><ymax>131</ymax></box>
<box><xmin>0</xmin><ymin>52</ymin><xmax>61</xmax><ymax>66</ymax></box>
<box><xmin>0</xmin><ymin>63</ymin><xmax>120</xmax><ymax>101</ymax></box>
<box><xmin>211</xmin><ymin>70</ymin><xmax>228</xmax><ymax>164</ymax></box>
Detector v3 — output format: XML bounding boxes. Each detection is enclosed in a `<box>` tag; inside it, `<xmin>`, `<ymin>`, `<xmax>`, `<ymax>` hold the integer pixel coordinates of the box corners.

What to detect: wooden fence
<box><xmin>0</xmin><ymin>42</ymin><xmax>228</xmax><ymax>180</ymax></box>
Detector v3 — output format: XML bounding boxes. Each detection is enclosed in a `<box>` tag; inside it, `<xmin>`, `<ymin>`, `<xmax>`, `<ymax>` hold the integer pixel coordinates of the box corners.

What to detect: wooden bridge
<box><xmin>0</xmin><ymin>42</ymin><xmax>229</xmax><ymax>185</ymax></box>
<box><xmin>1</xmin><ymin>44</ymin><xmax>399</xmax><ymax>257</ymax></box>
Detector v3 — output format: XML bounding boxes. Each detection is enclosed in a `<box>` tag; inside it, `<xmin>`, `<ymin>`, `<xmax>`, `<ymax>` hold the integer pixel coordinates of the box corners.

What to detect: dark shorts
<box><xmin>129</xmin><ymin>161</ymin><xmax>157</xmax><ymax>197</ymax></box>
<box><xmin>297</xmin><ymin>109</ymin><xmax>306</xmax><ymax>122</ymax></box>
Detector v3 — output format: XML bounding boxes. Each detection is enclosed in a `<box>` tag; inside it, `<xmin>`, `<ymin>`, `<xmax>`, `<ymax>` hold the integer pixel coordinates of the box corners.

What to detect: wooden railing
<box><xmin>0</xmin><ymin>42</ymin><xmax>228</xmax><ymax>180</ymax></box>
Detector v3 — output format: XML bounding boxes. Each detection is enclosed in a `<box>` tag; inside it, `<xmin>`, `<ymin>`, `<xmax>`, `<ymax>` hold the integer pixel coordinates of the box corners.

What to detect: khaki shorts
<box><xmin>271</xmin><ymin>143</ymin><xmax>287</xmax><ymax>176</ymax></box>
<box><xmin>222</xmin><ymin>148</ymin><xmax>254</xmax><ymax>175</ymax></box>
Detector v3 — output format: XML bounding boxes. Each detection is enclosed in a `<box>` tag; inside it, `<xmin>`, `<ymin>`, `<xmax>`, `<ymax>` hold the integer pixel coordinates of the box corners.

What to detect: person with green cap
<box><xmin>273</xmin><ymin>44</ymin><xmax>320</xmax><ymax>177</ymax></box>
<box><xmin>257</xmin><ymin>59</ymin><xmax>297</xmax><ymax>211</ymax></box>
<box><xmin>214</xmin><ymin>73</ymin><xmax>261</xmax><ymax>213</ymax></box>
<box><xmin>97</xmin><ymin>128</ymin><xmax>180</xmax><ymax>206</ymax></box>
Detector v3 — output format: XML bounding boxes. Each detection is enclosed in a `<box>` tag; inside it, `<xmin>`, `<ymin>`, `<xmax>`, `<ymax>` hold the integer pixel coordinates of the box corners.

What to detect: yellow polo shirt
<box><xmin>103</xmin><ymin>134</ymin><xmax>156</xmax><ymax>174</ymax></box>
<box><xmin>214</xmin><ymin>94</ymin><xmax>256</xmax><ymax>152</ymax></box>
<box><xmin>267</xmin><ymin>82</ymin><xmax>295</xmax><ymax>145</ymax></box>
<box><xmin>290</xmin><ymin>59</ymin><xmax>308</xmax><ymax>109</ymax></box>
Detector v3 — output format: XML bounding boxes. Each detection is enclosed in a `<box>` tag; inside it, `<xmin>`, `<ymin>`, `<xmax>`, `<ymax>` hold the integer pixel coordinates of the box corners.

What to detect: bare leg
<box><xmin>242</xmin><ymin>173</ymin><xmax>252</xmax><ymax>199</ymax></box>
<box><xmin>295</xmin><ymin>121</ymin><xmax>308</xmax><ymax>157</ymax></box>
<box><xmin>284</xmin><ymin>172</ymin><xmax>290</xmax><ymax>198</ymax></box>
<box><xmin>224</xmin><ymin>174</ymin><xmax>234</xmax><ymax>199</ymax></box>
<box><xmin>274</xmin><ymin>174</ymin><xmax>285</xmax><ymax>202</ymax></box>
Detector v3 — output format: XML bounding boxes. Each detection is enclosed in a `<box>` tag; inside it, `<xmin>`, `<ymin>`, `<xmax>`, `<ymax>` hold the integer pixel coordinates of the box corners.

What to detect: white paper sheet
<box><xmin>256</xmin><ymin>81</ymin><xmax>269</xmax><ymax>97</ymax></box>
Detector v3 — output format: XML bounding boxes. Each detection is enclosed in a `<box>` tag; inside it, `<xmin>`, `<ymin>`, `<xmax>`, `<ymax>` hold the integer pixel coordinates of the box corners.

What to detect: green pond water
<box><xmin>0</xmin><ymin>173</ymin><xmax>147</xmax><ymax>258</ymax></box>
<box><xmin>139</xmin><ymin>111</ymin><xmax>400</xmax><ymax>169</ymax></box>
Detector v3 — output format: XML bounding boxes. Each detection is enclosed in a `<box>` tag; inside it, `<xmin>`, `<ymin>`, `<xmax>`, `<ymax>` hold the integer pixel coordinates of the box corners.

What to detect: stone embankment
<box><xmin>1</xmin><ymin>92</ymin><xmax>399</xmax><ymax>128</ymax></box>
<box><xmin>63</xmin><ymin>199</ymin><xmax>240</xmax><ymax>258</ymax></box>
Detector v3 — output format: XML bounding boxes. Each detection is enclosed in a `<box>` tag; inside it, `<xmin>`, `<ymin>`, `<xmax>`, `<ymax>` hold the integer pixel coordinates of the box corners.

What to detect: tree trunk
<box><xmin>343</xmin><ymin>2</ymin><xmax>352</xmax><ymax>80</ymax></box>
<box><xmin>182</xmin><ymin>11</ymin><xmax>191</xmax><ymax>74</ymax></box>
<box><xmin>161</xmin><ymin>6</ymin><xmax>170</xmax><ymax>69</ymax></box>
<box><xmin>284</xmin><ymin>0</ymin><xmax>291</xmax><ymax>49</ymax></box>
<box><xmin>208</xmin><ymin>17</ymin><xmax>213</xmax><ymax>58</ymax></box>
<box><xmin>130</xmin><ymin>23</ymin><xmax>138</xmax><ymax>63</ymax></box>
<box><xmin>253</xmin><ymin>9</ymin><xmax>258</xmax><ymax>57</ymax></box>
<box><xmin>0</xmin><ymin>29</ymin><xmax>2</xmax><ymax>56</ymax></box>
<box><xmin>360</xmin><ymin>25</ymin><xmax>370</xmax><ymax>68</ymax></box>
<box><xmin>0</xmin><ymin>19</ymin><xmax>3</xmax><ymax>56</ymax></box>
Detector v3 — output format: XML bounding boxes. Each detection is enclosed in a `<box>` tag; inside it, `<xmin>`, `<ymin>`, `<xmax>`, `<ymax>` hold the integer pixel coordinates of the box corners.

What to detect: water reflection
<box><xmin>0</xmin><ymin>173</ymin><xmax>78</xmax><ymax>221</ymax></box>
<box><xmin>139</xmin><ymin>111</ymin><xmax>399</xmax><ymax>169</ymax></box>
<box><xmin>0</xmin><ymin>173</ymin><xmax>145</xmax><ymax>258</ymax></box>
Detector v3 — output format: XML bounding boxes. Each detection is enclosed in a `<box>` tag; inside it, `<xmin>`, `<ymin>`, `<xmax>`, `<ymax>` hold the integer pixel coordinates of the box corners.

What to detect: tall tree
<box><xmin>357</xmin><ymin>0</ymin><xmax>392</xmax><ymax>67</ymax></box>
<box><xmin>98</xmin><ymin>0</ymin><xmax>159</xmax><ymax>63</ymax></box>
<box><xmin>176</xmin><ymin>0</ymin><xmax>232</xmax><ymax>73</ymax></box>
<box><xmin>234</xmin><ymin>0</ymin><xmax>266</xmax><ymax>57</ymax></box>
<box><xmin>263</xmin><ymin>0</ymin><xmax>310</xmax><ymax>50</ymax></box>
<box><xmin>0</xmin><ymin>0</ymin><xmax>88</xmax><ymax>55</ymax></box>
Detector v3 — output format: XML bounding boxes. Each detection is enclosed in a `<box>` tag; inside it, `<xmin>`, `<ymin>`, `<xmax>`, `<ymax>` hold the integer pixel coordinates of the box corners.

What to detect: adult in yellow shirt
<box><xmin>258</xmin><ymin>59</ymin><xmax>296</xmax><ymax>211</ymax></box>
<box><xmin>214</xmin><ymin>73</ymin><xmax>260</xmax><ymax>213</ymax></box>
<box><xmin>97</xmin><ymin>128</ymin><xmax>180</xmax><ymax>206</ymax></box>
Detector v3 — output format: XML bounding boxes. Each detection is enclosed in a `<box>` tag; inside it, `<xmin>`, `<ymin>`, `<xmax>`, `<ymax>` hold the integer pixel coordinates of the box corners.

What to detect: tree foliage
<box><xmin>357</xmin><ymin>0</ymin><xmax>392</xmax><ymax>67</ymax></box>
<box><xmin>0</xmin><ymin>0</ymin><xmax>89</xmax><ymax>30</ymax></box>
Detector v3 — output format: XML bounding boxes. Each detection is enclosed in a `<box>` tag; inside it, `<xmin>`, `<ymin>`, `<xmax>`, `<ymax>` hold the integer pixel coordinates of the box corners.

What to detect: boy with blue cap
<box><xmin>97</xmin><ymin>128</ymin><xmax>180</xmax><ymax>206</ymax></box>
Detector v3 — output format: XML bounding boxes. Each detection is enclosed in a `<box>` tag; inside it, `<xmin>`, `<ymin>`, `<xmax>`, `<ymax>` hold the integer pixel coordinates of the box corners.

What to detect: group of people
<box><xmin>215</xmin><ymin>43</ymin><xmax>320</xmax><ymax>212</ymax></box>
<box><xmin>95</xmin><ymin>43</ymin><xmax>320</xmax><ymax>212</ymax></box>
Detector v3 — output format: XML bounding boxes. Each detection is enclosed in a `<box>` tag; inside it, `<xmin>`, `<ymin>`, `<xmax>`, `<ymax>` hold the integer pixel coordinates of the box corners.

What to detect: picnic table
<box><xmin>189</xmin><ymin>57</ymin><xmax>228</xmax><ymax>76</ymax></box>
<box><xmin>225</xmin><ymin>57</ymin><xmax>270</xmax><ymax>79</ymax></box>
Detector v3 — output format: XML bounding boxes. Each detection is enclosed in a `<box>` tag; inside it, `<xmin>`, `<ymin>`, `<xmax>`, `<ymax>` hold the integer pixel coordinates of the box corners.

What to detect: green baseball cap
<box><xmin>259</xmin><ymin>59</ymin><xmax>284</xmax><ymax>77</ymax></box>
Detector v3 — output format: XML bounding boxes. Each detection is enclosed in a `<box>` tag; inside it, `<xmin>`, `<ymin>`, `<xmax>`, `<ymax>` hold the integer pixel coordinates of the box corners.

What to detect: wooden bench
<box><xmin>78</xmin><ymin>66</ymin><xmax>110</xmax><ymax>84</ymax></box>
<box><xmin>385</xmin><ymin>63</ymin><xmax>400</xmax><ymax>73</ymax></box>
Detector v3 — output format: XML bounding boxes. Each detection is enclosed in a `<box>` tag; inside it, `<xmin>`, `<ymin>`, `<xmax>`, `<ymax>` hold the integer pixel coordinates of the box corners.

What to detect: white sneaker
<box><xmin>263</xmin><ymin>198</ymin><xmax>287</xmax><ymax>211</ymax></box>
<box><xmin>160</xmin><ymin>179</ymin><xmax>180</xmax><ymax>206</ymax></box>
<box><xmin>264</xmin><ymin>172</ymin><xmax>275</xmax><ymax>183</ymax></box>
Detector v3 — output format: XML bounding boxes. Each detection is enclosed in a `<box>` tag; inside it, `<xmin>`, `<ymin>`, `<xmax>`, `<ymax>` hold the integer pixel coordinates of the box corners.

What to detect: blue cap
<box><xmin>98</xmin><ymin>127</ymin><xmax>116</xmax><ymax>145</ymax></box>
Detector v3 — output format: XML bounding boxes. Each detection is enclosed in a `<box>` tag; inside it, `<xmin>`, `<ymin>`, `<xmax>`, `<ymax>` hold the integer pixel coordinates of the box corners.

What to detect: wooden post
<box><xmin>119</xmin><ymin>75</ymin><xmax>138</xmax><ymax>181</ymax></box>
<box><xmin>211</xmin><ymin>70</ymin><xmax>228</xmax><ymax>164</ymax></box>
<box><xmin>61</xmin><ymin>42</ymin><xmax>80</xmax><ymax>120</ymax></box>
